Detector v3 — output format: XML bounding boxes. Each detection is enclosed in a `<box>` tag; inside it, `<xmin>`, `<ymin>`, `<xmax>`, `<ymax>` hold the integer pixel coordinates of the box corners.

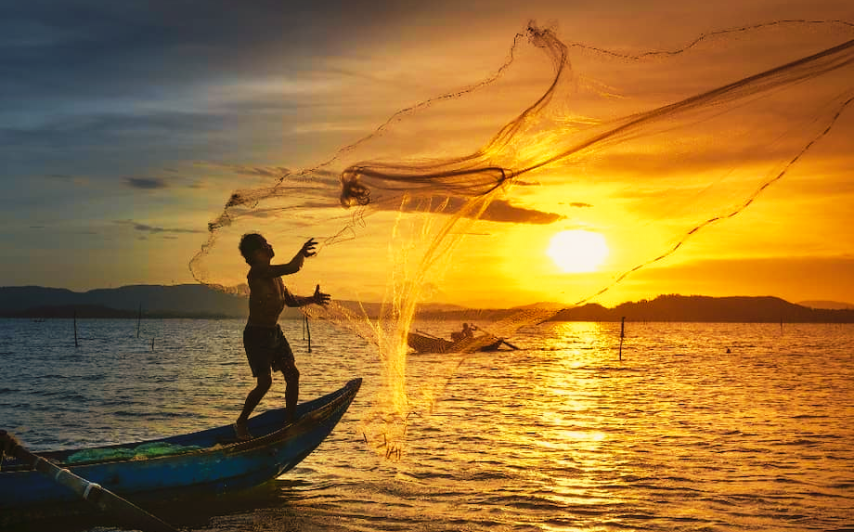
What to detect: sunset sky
<box><xmin>2</xmin><ymin>0</ymin><xmax>853</xmax><ymax>308</ymax></box>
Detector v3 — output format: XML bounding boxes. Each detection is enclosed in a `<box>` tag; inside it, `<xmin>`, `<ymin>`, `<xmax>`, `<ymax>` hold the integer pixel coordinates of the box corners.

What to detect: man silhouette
<box><xmin>234</xmin><ymin>234</ymin><xmax>330</xmax><ymax>440</ymax></box>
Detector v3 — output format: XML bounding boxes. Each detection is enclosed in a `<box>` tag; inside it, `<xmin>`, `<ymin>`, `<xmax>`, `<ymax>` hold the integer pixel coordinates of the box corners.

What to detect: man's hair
<box><xmin>239</xmin><ymin>233</ymin><xmax>266</xmax><ymax>265</ymax></box>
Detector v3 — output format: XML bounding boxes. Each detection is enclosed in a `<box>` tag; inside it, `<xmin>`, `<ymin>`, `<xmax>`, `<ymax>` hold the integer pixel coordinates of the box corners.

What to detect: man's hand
<box><xmin>312</xmin><ymin>284</ymin><xmax>331</xmax><ymax>306</ymax></box>
<box><xmin>299</xmin><ymin>238</ymin><xmax>319</xmax><ymax>258</ymax></box>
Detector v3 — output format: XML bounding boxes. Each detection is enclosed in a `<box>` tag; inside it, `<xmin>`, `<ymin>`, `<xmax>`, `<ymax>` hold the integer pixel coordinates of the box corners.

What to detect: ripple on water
<box><xmin>2</xmin><ymin>319</ymin><xmax>854</xmax><ymax>532</ymax></box>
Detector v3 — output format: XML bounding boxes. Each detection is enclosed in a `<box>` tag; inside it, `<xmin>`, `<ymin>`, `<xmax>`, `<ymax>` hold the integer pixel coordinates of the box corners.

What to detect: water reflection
<box><xmin>2</xmin><ymin>320</ymin><xmax>853</xmax><ymax>531</ymax></box>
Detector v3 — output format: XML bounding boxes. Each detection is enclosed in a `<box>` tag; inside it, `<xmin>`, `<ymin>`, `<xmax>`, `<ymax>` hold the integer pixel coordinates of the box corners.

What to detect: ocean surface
<box><xmin>1</xmin><ymin>318</ymin><xmax>853</xmax><ymax>531</ymax></box>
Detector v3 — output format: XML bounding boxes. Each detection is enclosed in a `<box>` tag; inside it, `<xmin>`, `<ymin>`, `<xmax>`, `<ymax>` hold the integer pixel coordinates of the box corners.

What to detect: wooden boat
<box><xmin>407</xmin><ymin>331</ymin><xmax>507</xmax><ymax>354</ymax></box>
<box><xmin>0</xmin><ymin>378</ymin><xmax>361</xmax><ymax>525</ymax></box>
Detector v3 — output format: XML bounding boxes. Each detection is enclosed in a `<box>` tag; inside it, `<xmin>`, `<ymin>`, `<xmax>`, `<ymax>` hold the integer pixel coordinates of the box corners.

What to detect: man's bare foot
<box><xmin>233</xmin><ymin>421</ymin><xmax>253</xmax><ymax>441</ymax></box>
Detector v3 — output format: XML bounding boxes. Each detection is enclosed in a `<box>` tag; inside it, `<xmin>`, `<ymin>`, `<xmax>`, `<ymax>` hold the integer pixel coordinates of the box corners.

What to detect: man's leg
<box><xmin>281</xmin><ymin>364</ymin><xmax>300</xmax><ymax>424</ymax></box>
<box><xmin>235</xmin><ymin>374</ymin><xmax>272</xmax><ymax>439</ymax></box>
<box><xmin>273</xmin><ymin>334</ymin><xmax>300</xmax><ymax>424</ymax></box>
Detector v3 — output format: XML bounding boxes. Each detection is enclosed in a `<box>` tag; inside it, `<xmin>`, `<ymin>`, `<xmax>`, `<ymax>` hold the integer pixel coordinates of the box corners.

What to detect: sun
<box><xmin>547</xmin><ymin>230</ymin><xmax>609</xmax><ymax>273</ymax></box>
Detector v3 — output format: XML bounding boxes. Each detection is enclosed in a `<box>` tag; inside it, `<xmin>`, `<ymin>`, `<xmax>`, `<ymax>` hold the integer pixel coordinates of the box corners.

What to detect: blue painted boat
<box><xmin>0</xmin><ymin>378</ymin><xmax>361</xmax><ymax>525</ymax></box>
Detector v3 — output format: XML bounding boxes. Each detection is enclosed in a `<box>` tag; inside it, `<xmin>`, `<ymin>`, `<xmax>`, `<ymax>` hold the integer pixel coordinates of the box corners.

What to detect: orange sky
<box><xmin>2</xmin><ymin>1</ymin><xmax>853</xmax><ymax>308</ymax></box>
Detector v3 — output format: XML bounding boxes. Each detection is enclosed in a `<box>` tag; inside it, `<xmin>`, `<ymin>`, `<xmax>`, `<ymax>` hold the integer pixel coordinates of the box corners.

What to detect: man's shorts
<box><xmin>243</xmin><ymin>325</ymin><xmax>298</xmax><ymax>379</ymax></box>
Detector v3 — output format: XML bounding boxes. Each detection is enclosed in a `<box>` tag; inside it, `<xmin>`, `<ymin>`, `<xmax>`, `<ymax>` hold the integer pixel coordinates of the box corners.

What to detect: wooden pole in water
<box><xmin>306</xmin><ymin>315</ymin><xmax>312</xmax><ymax>353</ymax></box>
<box><xmin>619</xmin><ymin>316</ymin><xmax>625</xmax><ymax>361</ymax></box>
<box><xmin>73</xmin><ymin>309</ymin><xmax>79</xmax><ymax>348</ymax></box>
<box><xmin>137</xmin><ymin>303</ymin><xmax>142</xmax><ymax>338</ymax></box>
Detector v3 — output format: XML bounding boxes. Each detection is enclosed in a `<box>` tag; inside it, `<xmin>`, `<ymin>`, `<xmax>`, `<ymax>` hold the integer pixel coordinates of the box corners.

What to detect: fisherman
<box><xmin>451</xmin><ymin>322</ymin><xmax>475</xmax><ymax>342</ymax></box>
<box><xmin>234</xmin><ymin>234</ymin><xmax>330</xmax><ymax>441</ymax></box>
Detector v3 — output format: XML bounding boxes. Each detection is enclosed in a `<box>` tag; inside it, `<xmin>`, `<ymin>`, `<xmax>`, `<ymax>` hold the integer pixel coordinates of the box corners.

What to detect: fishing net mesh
<box><xmin>189</xmin><ymin>21</ymin><xmax>854</xmax><ymax>458</ymax></box>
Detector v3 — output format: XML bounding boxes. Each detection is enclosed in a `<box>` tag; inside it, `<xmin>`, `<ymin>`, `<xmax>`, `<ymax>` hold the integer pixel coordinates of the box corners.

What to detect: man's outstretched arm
<box><xmin>284</xmin><ymin>285</ymin><xmax>331</xmax><ymax>307</ymax></box>
<box><xmin>262</xmin><ymin>238</ymin><xmax>319</xmax><ymax>278</ymax></box>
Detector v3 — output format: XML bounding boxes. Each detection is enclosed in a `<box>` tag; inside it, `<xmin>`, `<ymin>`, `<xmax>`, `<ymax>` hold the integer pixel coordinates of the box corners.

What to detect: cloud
<box><xmin>0</xmin><ymin>111</ymin><xmax>232</xmax><ymax>178</ymax></box>
<box><xmin>219</xmin><ymin>193</ymin><xmax>563</xmax><ymax>226</ymax></box>
<box><xmin>114</xmin><ymin>220</ymin><xmax>203</xmax><ymax>234</ymax></box>
<box><xmin>41</xmin><ymin>173</ymin><xmax>90</xmax><ymax>186</ymax></box>
<box><xmin>196</xmin><ymin>162</ymin><xmax>290</xmax><ymax>179</ymax></box>
<box><xmin>0</xmin><ymin>1</ymin><xmax>411</xmax><ymax>113</ymax></box>
<box><xmin>393</xmin><ymin>197</ymin><xmax>564</xmax><ymax>225</ymax></box>
<box><xmin>480</xmin><ymin>199</ymin><xmax>564</xmax><ymax>224</ymax></box>
<box><xmin>124</xmin><ymin>177</ymin><xmax>168</xmax><ymax>190</ymax></box>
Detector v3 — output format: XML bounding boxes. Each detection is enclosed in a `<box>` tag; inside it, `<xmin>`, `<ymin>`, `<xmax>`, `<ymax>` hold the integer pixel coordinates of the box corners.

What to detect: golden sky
<box><xmin>2</xmin><ymin>0</ymin><xmax>853</xmax><ymax>308</ymax></box>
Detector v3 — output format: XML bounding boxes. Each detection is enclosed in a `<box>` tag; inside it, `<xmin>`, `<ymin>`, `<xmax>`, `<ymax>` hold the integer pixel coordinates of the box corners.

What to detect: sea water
<box><xmin>1</xmin><ymin>318</ymin><xmax>852</xmax><ymax>531</ymax></box>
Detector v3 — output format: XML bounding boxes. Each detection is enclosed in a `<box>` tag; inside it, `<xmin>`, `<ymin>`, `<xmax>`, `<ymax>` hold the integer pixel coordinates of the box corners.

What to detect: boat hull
<box><xmin>0</xmin><ymin>378</ymin><xmax>361</xmax><ymax>524</ymax></box>
<box><xmin>407</xmin><ymin>332</ymin><xmax>505</xmax><ymax>353</ymax></box>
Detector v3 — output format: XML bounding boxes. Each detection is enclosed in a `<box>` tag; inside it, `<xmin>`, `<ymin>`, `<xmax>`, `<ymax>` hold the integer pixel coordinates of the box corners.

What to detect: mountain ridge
<box><xmin>2</xmin><ymin>286</ymin><xmax>853</xmax><ymax>323</ymax></box>
<box><xmin>798</xmin><ymin>300</ymin><xmax>854</xmax><ymax>310</ymax></box>
<box><xmin>0</xmin><ymin>285</ymin><xmax>469</xmax><ymax>320</ymax></box>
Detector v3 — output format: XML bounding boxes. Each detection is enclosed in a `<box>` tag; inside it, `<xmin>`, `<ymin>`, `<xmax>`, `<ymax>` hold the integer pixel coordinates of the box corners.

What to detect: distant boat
<box><xmin>407</xmin><ymin>331</ymin><xmax>509</xmax><ymax>354</ymax></box>
<box><xmin>0</xmin><ymin>378</ymin><xmax>361</xmax><ymax>526</ymax></box>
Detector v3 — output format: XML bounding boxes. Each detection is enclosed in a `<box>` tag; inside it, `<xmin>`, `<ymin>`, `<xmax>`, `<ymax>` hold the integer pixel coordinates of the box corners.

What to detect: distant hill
<box><xmin>0</xmin><ymin>285</ymin><xmax>250</xmax><ymax>319</ymax></box>
<box><xmin>798</xmin><ymin>300</ymin><xmax>854</xmax><ymax>310</ymax></box>
<box><xmin>4</xmin><ymin>304</ymin><xmax>235</xmax><ymax>320</ymax></box>
<box><xmin>3</xmin><ymin>287</ymin><xmax>853</xmax><ymax>323</ymax></box>
<box><xmin>414</xmin><ymin>295</ymin><xmax>854</xmax><ymax>323</ymax></box>
<box><xmin>0</xmin><ymin>285</ymin><xmax>472</xmax><ymax>320</ymax></box>
<box><xmin>509</xmin><ymin>301</ymin><xmax>567</xmax><ymax>311</ymax></box>
<box><xmin>550</xmin><ymin>294</ymin><xmax>854</xmax><ymax>323</ymax></box>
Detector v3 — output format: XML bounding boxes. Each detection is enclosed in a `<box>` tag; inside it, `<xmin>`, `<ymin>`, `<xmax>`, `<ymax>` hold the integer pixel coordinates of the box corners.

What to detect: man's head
<box><xmin>239</xmin><ymin>233</ymin><xmax>273</xmax><ymax>265</ymax></box>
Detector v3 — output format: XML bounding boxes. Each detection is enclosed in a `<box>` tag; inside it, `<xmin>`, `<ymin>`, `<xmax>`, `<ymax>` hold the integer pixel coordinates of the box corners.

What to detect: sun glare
<box><xmin>547</xmin><ymin>230</ymin><xmax>609</xmax><ymax>273</ymax></box>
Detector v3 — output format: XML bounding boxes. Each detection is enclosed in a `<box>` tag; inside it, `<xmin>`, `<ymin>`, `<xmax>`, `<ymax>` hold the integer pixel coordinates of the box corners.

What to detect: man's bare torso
<box><xmin>247</xmin><ymin>269</ymin><xmax>286</xmax><ymax>327</ymax></box>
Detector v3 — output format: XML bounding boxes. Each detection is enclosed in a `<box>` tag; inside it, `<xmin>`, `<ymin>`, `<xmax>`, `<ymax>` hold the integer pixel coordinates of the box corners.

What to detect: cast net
<box><xmin>189</xmin><ymin>20</ymin><xmax>854</xmax><ymax>458</ymax></box>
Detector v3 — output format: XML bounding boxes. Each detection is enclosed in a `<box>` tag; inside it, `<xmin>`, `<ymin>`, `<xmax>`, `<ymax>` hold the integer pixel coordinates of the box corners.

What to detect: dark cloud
<box><xmin>233</xmin><ymin>166</ymin><xmax>288</xmax><ymax>179</ymax></box>
<box><xmin>0</xmin><ymin>1</ymin><xmax>509</xmax><ymax>188</ymax></box>
<box><xmin>0</xmin><ymin>1</ymin><xmax>413</xmax><ymax>107</ymax></box>
<box><xmin>482</xmin><ymin>200</ymin><xmax>564</xmax><ymax>224</ymax></box>
<box><xmin>114</xmin><ymin>220</ymin><xmax>203</xmax><ymax>234</ymax></box>
<box><xmin>2</xmin><ymin>111</ymin><xmax>228</xmax><ymax>150</ymax></box>
<box><xmin>228</xmin><ymin>208</ymin><xmax>278</xmax><ymax>219</ymax></box>
<box><xmin>195</xmin><ymin>163</ymin><xmax>341</xmax><ymax>190</ymax></box>
<box><xmin>0</xmin><ymin>1</ymin><xmax>411</xmax><ymax>178</ymax></box>
<box><xmin>216</xmin><ymin>194</ymin><xmax>563</xmax><ymax>226</ymax></box>
<box><xmin>37</xmin><ymin>174</ymin><xmax>90</xmax><ymax>186</ymax></box>
<box><xmin>562</xmin><ymin>202</ymin><xmax>593</xmax><ymax>208</ymax></box>
<box><xmin>125</xmin><ymin>177</ymin><xmax>168</xmax><ymax>190</ymax></box>
<box><xmin>198</xmin><ymin>163</ymin><xmax>289</xmax><ymax>179</ymax></box>
<box><xmin>0</xmin><ymin>111</ymin><xmax>233</xmax><ymax>183</ymax></box>
<box><xmin>392</xmin><ymin>197</ymin><xmax>564</xmax><ymax>225</ymax></box>
<box><xmin>295</xmin><ymin>195</ymin><xmax>563</xmax><ymax>224</ymax></box>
